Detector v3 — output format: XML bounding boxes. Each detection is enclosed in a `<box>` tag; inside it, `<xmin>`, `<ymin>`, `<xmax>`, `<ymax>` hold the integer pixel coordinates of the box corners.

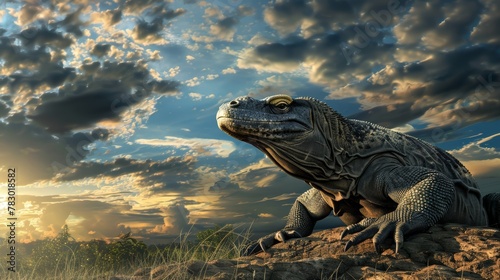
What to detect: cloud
<box><xmin>167</xmin><ymin>66</ymin><xmax>181</xmax><ymax>77</ymax></box>
<box><xmin>206</xmin><ymin>74</ymin><xmax>218</xmax><ymax>80</ymax></box>
<box><xmin>0</xmin><ymin>2</ymin><xmax>183</xmax><ymax>186</ymax></box>
<box><xmin>136</xmin><ymin>136</ymin><xmax>236</xmax><ymax>158</ymax></box>
<box><xmin>38</xmin><ymin>156</ymin><xmax>315</xmax><ymax>241</ymax></box>
<box><xmin>461</xmin><ymin>158</ymin><xmax>500</xmax><ymax>194</ymax></box>
<box><xmin>56</xmin><ymin>7</ymin><xmax>89</xmax><ymax>37</ymax></box>
<box><xmin>151</xmin><ymin>203</ymin><xmax>191</xmax><ymax>235</ymax></box>
<box><xmin>185</xmin><ymin>77</ymin><xmax>201</xmax><ymax>87</ymax></box>
<box><xmin>237</xmin><ymin>5</ymin><xmax>256</xmax><ymax>17</ymax></box>
<box><xmin>394</xmin><ymin>0</ymin><xmax>481</xmax><ymax>49</ymax></box>
<box><xmin>470</xmin><ymin>0</ymin><xmax>500</xmax><ymax>44</ymax></box>
<box><xmin>90</xmin><ymin>8</ymin><xmax>122</xmax><ymax>30</ymax></box>
<box><xmin>11</xmin><ymin>2</ymin><xmax>54</xmax><ymax>26</ymax></box>
<box><xmin>127</xmin><ymin>2</ymin><xmax>186</xmax><ymax>45</ymax></box>
<box><xmin>0</xmin><ymin>122</ymin><xmax>108</xmax><ymax>185</ymax></box>
<box><xmin>17</xmin><ymin>27</ymin><xmax>74</xmax><ymax>49</ymax></box>
<box><xmin>447</xmin><ymin>133</ymin><xmax>500</xmax><ymax>195</ymax></box>
<box><xmin>263</xmin><ymin>0</ymin><xmax>312</xmax><ymax>36</ymax></box>
<box><xmin>189</xmin><ymin>92</ymin><xmax>203</xmax><ymax>101</ymax></box>
<box><xmin>247</xmin><ymin>75</ymin><xmax>303</xmax><ymax>99</ymax></box>
<box><xmin>28</xmin><ymin>62</ymin><xmax>179</xmax><ymax>132</ymax></box>
<box><xmin>222</xmin><ymin>67</ymin><xmax>236</xmax><ymax>74</ymax></box>
<box><xmin>238</xmin><ymin>0</ymin><xmax>500</xmax><ymax>140</ymax></box>
<box><xmin>0</xmin><ymin>101</ymin><xmax>9</xmax><ymax>117</ymax></box>
<box><xmin>38</xmin><ymin>199</ymin><xmax>133</xmax><ymax>240</ymax></box>
<box><xmin>207</xmin><ymin>5</ymin><xmax>255</xmax><ymax>41</ymax></box>
<box><xmin>55</xmin><ymin>155</ymin><xmax>200</xmax><ymax>197</ymax></box>
<box><xmin>349</xmin><ymin>102</ymin><xmax>430</xmax><ymax>128</ymax></box>
<box><xmin>91</xmin><ymin>43</ymin><xmax>112</xmax><ymax>57</ymax></box>
<box><xmin>238</xmin><ymin>39</ymin><xmax>308</xmax><ymax>73</ymax></box>
<box><xmin>258</xmin><ymin>213</ymin><xmax>274</xmax><ymax>218</ymax></box>
<box><xmin>448</xmin><ymin>133</ymin><xmax>500</xmax><ymax>161</ymax></box>
<box><xmin>131</xmin><ymin>19</ymin><xmax>168</xmax><ymax>45</ymax></box>
<box><xmin>199</xmin><ymin>157</ymin><xmax>340</xmax><ymax>237</ymax></box>
<box><xmin>210</xmin><ymin>16</ymin><xmax>239</xmax><ymax>41</ymax></box>
<box><xmin>5</xmin><ymin>192</ymin><xmax>201</xmax><ymax>243</ymax></box>
<box><xmin>15</xmin><ymin>193</ymin><xmax>189</xmax><ymax>242</ymax></box>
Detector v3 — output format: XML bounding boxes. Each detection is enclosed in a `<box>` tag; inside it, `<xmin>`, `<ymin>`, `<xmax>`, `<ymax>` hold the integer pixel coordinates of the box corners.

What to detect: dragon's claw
<box><xmin>341</xmin><ymin>215</ymin><xmax>419</xmax><ymax>254</ymax></box>
<box><xmin>241</xmin><ymin>229</ymin><xmax>302</xmax><ymax>256</ymax></box>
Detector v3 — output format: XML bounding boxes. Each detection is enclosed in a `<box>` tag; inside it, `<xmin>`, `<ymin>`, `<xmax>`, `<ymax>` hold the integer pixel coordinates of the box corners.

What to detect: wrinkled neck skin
<box><xmin>250</xmin><ymin>102</ymin><xmax>354</xmax><ymax>197</ymax></box>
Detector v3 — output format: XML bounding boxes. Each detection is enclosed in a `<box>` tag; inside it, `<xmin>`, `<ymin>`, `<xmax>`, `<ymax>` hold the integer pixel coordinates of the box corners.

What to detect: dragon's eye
<box><xmin>267</xmin><ymin>95</ymin><xmax>293</xmax><ymax>112</ymax></box>
<box><xmin>275</xmin><ymin>102</ymin><xmax>288</xmax><ymax>110</ymax></box>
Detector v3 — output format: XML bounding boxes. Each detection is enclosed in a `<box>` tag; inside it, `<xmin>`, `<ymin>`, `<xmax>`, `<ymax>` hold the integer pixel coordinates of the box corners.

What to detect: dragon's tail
<box><xmin>483</xmin><ymin>193</ymin><xmax>500</xmax><ymax>228</ymax></box>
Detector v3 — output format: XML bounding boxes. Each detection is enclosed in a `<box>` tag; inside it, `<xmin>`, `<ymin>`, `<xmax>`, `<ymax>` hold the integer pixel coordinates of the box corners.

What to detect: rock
<box><xmin>113</xmin><ymin>224</ymin><xmax>500</xmax><ymax>280</ymax></box>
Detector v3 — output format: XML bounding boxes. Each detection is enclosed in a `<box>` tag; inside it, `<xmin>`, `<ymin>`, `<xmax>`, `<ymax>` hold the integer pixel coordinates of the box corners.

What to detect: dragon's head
<box><xmin>217</xmin><ymin>94</ymin><xmax>342</xmax><ymax>181</ymax></box>
<box><xmin>216</xmin><ymin>94</ymin><xmax>314</xmax><ymax>141</ymax></box>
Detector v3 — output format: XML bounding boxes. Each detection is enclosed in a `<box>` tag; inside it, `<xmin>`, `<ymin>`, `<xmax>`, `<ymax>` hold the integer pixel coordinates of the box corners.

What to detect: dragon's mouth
<box><xmin>217</xmin><ymin>114</ymin><xmax>311</xmax><ymax>141</ymax></box>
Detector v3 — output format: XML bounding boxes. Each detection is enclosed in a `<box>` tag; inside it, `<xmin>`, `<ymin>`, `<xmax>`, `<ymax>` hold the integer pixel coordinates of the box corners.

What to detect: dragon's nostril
<box><xmin>229</xmin><ymin>100</ymin><xmax>239</xmax><ymax>107</ymax></box>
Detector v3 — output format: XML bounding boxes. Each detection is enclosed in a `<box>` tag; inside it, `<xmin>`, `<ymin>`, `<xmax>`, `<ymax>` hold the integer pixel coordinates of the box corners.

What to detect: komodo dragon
<box><xmin>216</xmin><ymin>94</ymin><xmax>500</xmax><ymax>255</ymax></box>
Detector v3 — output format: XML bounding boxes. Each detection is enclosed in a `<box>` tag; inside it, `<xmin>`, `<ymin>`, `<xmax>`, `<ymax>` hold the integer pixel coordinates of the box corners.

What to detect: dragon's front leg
<box><xmin>242</xmin><ymin>188</ymin><xmax>332</xmax><ymax>256</ymax></box>
<box><xmin>341</xmin><ymin>167</ymin><xmax>455</xmax><ymax>253</ymax></box>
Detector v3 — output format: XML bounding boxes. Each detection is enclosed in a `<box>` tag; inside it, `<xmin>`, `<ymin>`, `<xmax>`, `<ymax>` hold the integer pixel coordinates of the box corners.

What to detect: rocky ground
<box><xmin>112</xmin><ymin>224</ymin><xmax>500</xmax><ymax>280</ymax></box>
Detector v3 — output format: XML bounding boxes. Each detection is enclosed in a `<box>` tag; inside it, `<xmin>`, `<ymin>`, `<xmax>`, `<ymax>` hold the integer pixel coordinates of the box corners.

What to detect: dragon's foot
<box><xmin>340</xmin><ymin>213</ymin><xmax>430</xmax><ymax>254</ymax></box>
<box><xmin>241</xmin><ymin>230</ymin><xmax>301</xmax><ymax>256</ymax></box>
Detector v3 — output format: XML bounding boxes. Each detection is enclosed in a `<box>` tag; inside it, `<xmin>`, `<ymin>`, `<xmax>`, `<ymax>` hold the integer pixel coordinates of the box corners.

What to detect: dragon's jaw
<box><xmin>216</xmin><ymin>115</ymin><xmax>311</xmax><ymax>141</ymax></box>
<box><xmin>216</xmin><ymin>100</ymin><xmax>313</xmax><ymax>141</ymax></box>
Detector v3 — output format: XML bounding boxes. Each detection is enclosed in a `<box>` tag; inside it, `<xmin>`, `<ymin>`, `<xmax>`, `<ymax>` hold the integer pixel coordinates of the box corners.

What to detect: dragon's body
<box><xmin>216</xmin><ymin>95</ymin><xmax>500</xmax><ymax>254</ymax></box>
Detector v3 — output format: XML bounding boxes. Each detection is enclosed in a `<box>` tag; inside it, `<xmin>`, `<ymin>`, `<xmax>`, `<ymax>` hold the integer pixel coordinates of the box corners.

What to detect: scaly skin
<box><xmin>217</xmin><ymin>95</ymin><xmax>499</xmax><ymax>256</ymax></box>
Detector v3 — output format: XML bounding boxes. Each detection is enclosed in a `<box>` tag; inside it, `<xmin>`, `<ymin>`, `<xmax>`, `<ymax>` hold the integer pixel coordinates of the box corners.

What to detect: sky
<box><xmin>0</xmin><ymin>0</ymin><xmax>499</xmax><ymax>244</ymax></box>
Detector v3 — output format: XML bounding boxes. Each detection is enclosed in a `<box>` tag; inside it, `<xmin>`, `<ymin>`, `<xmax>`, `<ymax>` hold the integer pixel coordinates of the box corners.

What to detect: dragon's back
<box><xmin>346</xmin><ymin>119</ymin><xmax>480</xmax><ymax>195</ymax></box>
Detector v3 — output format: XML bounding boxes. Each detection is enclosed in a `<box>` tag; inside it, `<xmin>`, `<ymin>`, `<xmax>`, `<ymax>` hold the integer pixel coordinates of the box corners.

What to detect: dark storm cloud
<box><xmin>263</xmin><ymin>0</ymin><xmax>312</xmax><ymax>35</ymax></box>
<box><xmin>0</xmin><ymin>101</ymin><xmax>9</xmax><ymax>117</ymax></box>
<box><xmin>28</xmin><ymin>61</ymin><xmax>179</xmax><ymax>132</ymax></box>
<box><xmin>349</xmin><ymin>102</ymin><xmax>431</xmax><ymax>128</ymax></box>
<box><xmin>408</xmin><ymin>99</ymin><xmax>500</xmax><ymax>143</ymax></box>
<box><xmin>0</xmin><ymin>122</ymin><xmax>109</xmax><ymax>185</ymax></box>
<box><xmin>254</xmin><ymin>39</ymin><xmax>308</xmax><ymax>65</ymax></box>
<box><xmin>0</xmin><ymin>28</ymin><xmax>77</xmax><ymax>95</ymax></box>
<box><xmin>239</xmin><ymin>0</ymin><xmax>500</xmax><ymax>140</ymax></box>
<box><xmin>56</xmin><ymin>7</ymin><xmax>88</xmax><ymax>37</ymax></box>
<box><xmin>210</xmin><ymin>16</ymin><xmax>239</xmax><ymax>41</ymax></box>
<box><xmin>206</xmin><ymin>5</ymin><xmax>255</xmax><ymax>41</ymax></box>
<box><xmin>0</xmin><ymin>35</ymin><xmax>51</xmax><ymax>68</ymax></box>
<box><xmin>148</xmin><ymin>80</ymin><xmax>181</xmax><ymax>94</ymax></box>
<box><xmin>122</xmin><ymin>0</ymin><xmax>166</xmax><ymax>14</ymax></box>
<box><xmin>105</xmin><ymin>8</ymin><xmax>123</xmax><ymax>26</ymax></box>
<box><xmin>470</xmin><ymin>0</ymin><xmax>500</xmax><ymax>44</ymax></box>
<box><xmin>131</xmin><ymin>19</ymin><xmax>166</xmax><ymax>43</ymax></box>
<box><xmin>55</xmin><ymin>156</ymin><xmax>197</xmax><ymax>194</ymax></box>
<box><xmin>393</xmin><ymin>0</ymin><xmax>481</xmax><ymax>49</ymax></box>
<box><xmin>9</xmin><ymin>63</ymin><xmax>76</xmax><ymax>91</ymax></box>
<box><xmin>126</xmin><ymin>1</ymin><xmax>186</xmax><ymax>44</ymax></box>
<box><xmin>17</xmin><ymin>27</ymin><xmax>74</xmax><ymax>49</ymax></box>
<box><xmin>355</xmin><ymin>46</ymin><xmax>500</xmax><ymax>129</ymax></box>
<box><xmin>240</xmin><ymin>28</ymin><xmax>393</xmax><ymax>83</ymax></box>
<box><xmin>29</xmin><ymin>81</ymin><xmax>130</xmax><ymax>132</ymax></box>
<box><xmin>208</xmin><ymin>180</ymin><xmax>239</xmax><ymax>193</ymax></box>
<box><xmin>90</xmin><ymin>43</ymin><xmax>111</xmax><ymax>57</ymax></box>
<box><xmin>263</xmin><ymin>0</ymin><xmax>410</xmax><ymax>36</ymax></box>
<box><xmin>0</xmin><ymin>1</ymin><xmax>184</xmax><ymax>185</ymax></box>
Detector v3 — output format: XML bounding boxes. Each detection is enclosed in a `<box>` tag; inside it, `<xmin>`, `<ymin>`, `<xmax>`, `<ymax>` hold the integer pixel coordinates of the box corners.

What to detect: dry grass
<box><xmin>0</xmin><ymin>225</ymin><xmax>252</xmax><ymax>280</ymax></box>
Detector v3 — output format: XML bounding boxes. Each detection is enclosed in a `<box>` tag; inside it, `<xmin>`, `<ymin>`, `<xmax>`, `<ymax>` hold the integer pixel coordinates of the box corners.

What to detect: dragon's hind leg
<box><xmin>483</xmin><ymin>193</ymin><xmax>500</xmax><ymax>228</ymax></box>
